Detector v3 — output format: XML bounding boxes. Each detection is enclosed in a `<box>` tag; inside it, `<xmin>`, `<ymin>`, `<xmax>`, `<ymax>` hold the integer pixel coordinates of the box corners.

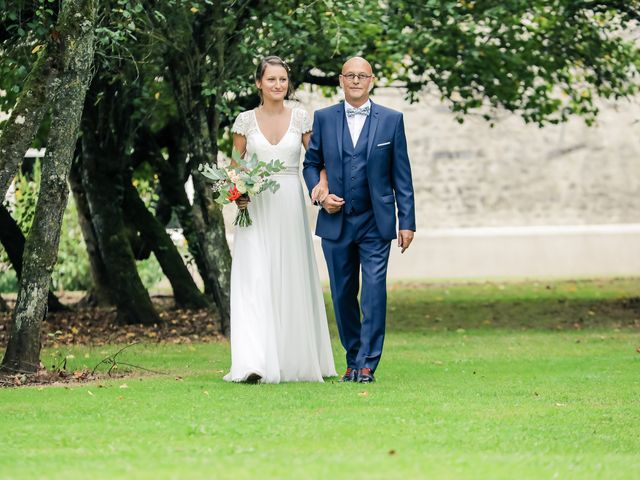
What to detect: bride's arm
<box><xmin>302</xmin><ymin>132</ymin><xmax>311</xmax><ymax>151</ymax></box>
<box><xmin>303</xmin><ymin>132</ymin><xmax>328</xmax><ymax>204</ymax></box>
<box><xmin>315</xmin><ymin>169</ymin><xmax>328</xmax><ymax>198</ymax></box>
<box><xmin>231</xmin><ymin>133</ymin><xmax>247</xmax><ymax>167</ymax></box>
<box><xmin>232</xmin><ymin>133</ymin><xmax>249</xmax><ymax>209</ymax></box>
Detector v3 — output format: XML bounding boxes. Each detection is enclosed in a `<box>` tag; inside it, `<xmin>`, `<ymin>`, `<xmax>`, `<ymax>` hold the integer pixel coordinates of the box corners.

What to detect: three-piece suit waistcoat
<box><xmin>341</xmin><ymin>114</ymin><xmax>372</xmax><ymax>215</ymax></box>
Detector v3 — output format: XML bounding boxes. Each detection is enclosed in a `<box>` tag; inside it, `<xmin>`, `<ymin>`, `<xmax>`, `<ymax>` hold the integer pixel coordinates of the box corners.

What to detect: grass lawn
<box><xmin>1</xmin><ymin>278</ymin><xmax>639</xmax><ymax>479</ymax></box>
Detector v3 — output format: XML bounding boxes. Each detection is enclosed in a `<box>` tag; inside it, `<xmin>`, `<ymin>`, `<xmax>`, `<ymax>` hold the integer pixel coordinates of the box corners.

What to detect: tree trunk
<box><xmin>123</xmin><ymin>182</ymin><xmax>209</xmax><ymax>309</ymax></box>
<box><xmin>80</xmin><ymin>79</ymin><xmax>160</xmax><ymax>326</ymax></box>
<box><xmin>0</xmin><ymin>48</ymin><xmax>55</xmax><ymax>202</ymax></box>
<box><xmin>0</xmin><ymin>203</ymin><xmax>67</xmax><ymax>313</ymax></box>
<box><xmin>168</xmin><ymin>63</ymin><xmax>232</xmax><ymax>335</ymax></box>
<box><xmin>81</xmin><ymin>150</ymin><xmax>160</xmax><ymax>325</ymax></box>
<box><xmin>0</xmin><ymin>294</ymin><xmax>8</xmax><ymax>312</ymax></box>
<box><xmin>191</xmin><ymin>172</ymin><xmax>231</xmax><ymax>333</ymax></box>
<box><xmin>143</xmin><ymin>124</ymin><xmax>209</xmax><ymax>296</ymax></box>
<box><xmin>68</xmin><ymin>155</ymin><xmax>112</xmax><ymax>307</ymax></box>
<box><xmin>1</xmin><ymin>0</ymin><xmax>96</xmax><ymax>374</ymax></box>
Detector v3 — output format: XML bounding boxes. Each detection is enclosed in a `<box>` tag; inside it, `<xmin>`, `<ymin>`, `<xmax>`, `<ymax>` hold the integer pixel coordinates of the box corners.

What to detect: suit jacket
<box><xmin>303</xmin><ymin>100</ymin><xmax>416</xmax><ymax>241</ymax></box>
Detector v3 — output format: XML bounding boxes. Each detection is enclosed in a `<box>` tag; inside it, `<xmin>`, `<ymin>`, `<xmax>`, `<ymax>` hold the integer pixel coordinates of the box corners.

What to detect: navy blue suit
<box><xmin>303</xmin><ymin>101</ymin><xmax>415</xmax><ymax>373</ymax></box>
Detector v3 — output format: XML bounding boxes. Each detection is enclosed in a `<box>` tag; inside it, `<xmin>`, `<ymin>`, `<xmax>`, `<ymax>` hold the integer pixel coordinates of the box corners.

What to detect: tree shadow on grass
<box><xmin>385</xmin><ymin>297</ymin><xmax>640</xmax><ymax>332</ymax></box>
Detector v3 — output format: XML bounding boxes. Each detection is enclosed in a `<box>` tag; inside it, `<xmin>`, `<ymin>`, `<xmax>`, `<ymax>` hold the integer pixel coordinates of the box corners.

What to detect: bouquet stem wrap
<box><xmin>234</xmin><ymin>195</ymin><xmax>251</xmax><ymax>227</ymax></box>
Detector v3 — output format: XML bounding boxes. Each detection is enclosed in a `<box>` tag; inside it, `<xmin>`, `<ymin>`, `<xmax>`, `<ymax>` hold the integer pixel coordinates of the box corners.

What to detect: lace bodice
<box><xmin>231</xmin><ymin>107</ymin><xmax>312</xmax><ymax>173</ymax></box>
<box><xmin>232</xmin><ymin>107</ymin><xmax>312</xmax><ymax>138</ymax></box>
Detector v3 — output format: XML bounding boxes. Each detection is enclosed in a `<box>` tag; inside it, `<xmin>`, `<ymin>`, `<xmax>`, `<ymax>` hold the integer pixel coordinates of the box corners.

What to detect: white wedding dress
<box><xmin>223</xmin><ymin>107</ymin><xmax>337</xmax><ymax>383</ymax></box>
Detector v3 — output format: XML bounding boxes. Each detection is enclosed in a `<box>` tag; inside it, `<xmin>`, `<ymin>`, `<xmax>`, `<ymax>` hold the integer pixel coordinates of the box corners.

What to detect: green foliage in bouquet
<box><xmin>200</xmin><ymin>150</ymin><xmax>285</xmax><ymax>203</ymax></box>
<box><xmin>199</xmin><ymin>150</ymin><xmax>285</xmax><ymax>227</ymax></box>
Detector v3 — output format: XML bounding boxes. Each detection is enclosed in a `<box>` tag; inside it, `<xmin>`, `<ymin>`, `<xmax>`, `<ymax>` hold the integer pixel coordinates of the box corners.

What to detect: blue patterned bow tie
<box><xmin>345</xmin><ymin>105</ymin><xmax>371</xmax><ymax>118</ymax></box>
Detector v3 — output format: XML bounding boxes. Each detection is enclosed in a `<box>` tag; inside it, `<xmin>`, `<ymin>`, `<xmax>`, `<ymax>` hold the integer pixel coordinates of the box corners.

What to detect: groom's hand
<box><xmin>322</xmin><ymin>194</ymin><xmax>345</xmax><ymax>214</ymax></box>
<box><xmin>398</xmin><ymin>230</ymin><xmax>414</xmax><ymax>253</ymax></box>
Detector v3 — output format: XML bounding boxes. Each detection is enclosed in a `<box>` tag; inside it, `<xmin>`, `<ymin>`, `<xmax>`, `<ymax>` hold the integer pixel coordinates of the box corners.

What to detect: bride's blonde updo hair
<box><xmin>255</xmin><ymin>56</ymin><xmax>295</xmax><ymax>103</ymax></box>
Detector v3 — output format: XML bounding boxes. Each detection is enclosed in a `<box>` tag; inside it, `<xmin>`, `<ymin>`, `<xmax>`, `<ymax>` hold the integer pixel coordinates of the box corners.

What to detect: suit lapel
<box><xmin>335</xmin><ymin>103</ymin><xmax>344</xmax><ymax>160</ymax></box>
<box><xmin>366</xmin><ymin>101</ymin><xmax>380</xmax><ymax>159</ymax></box>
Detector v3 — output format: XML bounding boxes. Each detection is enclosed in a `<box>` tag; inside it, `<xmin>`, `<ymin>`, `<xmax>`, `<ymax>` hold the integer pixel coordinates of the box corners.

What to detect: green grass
<box><xmin>1</xmin><ymin>278</ymin><xmax>640</xmax><ymax>479</ymax></box>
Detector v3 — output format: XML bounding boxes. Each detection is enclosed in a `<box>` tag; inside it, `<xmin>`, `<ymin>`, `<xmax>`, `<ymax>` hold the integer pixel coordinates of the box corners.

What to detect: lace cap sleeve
<box><xmin>232</xmin><ymin>111</ymin><xmax>248</xmax><ymax>136</ymax></box>
<box><xmin>300</xmin><ymin>109</ymin><xmax>313</xmax><ymax>134</ymax></box>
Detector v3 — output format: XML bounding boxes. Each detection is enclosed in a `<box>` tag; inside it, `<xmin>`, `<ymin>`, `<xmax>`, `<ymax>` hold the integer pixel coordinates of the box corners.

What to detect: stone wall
<box><xmin>296</xmin><ymin>88</ymin><xmax>640</xmax><ymax>230</ymax></box>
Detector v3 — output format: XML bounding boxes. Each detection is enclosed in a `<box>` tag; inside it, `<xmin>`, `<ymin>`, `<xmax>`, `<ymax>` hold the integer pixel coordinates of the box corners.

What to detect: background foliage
<box><xmin>0</xmin><ymin>0</ymin><xmax>639</xmax><ymax>297</ymax></box>
<box><xmin>0</xmin><ymin>161</ymin><xmax>163</xmax><ymax>293</ymax></box>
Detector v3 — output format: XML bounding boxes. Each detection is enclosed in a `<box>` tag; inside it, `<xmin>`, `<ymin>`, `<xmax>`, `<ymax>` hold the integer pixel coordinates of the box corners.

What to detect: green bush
<box><xmin>137</xmin><ymin>256</ymin><xmax>164</xmax><ymax>292</ymax></box>
<box><xmin>0</xmin><ymin>267</ymin><xmax>18</xmax><ymax>293</ymax></box>
<box><xmin>0</xmin><ymin>160</ymin><xmax>166</xmax><ymax>293</ymax></box>
<box><xmin>0</xmin><ymin>161</ymin><xmax>91</xmax><ymax>292</ymax></box>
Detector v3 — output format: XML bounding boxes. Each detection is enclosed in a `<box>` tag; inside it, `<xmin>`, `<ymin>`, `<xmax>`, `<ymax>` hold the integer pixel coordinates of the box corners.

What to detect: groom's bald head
<box><xmin>340</xmin><ymin>57</ymin><xmax>374</xmax><ymax>106</ymax></box>
<box><xmin>341</xmin><ymin>57</ymin><xmax>373</xmax><ymax>74</ymax></box>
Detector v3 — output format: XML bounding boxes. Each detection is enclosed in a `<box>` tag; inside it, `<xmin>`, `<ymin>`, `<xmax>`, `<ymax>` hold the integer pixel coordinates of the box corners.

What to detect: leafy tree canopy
<box><xmin>1</xmin><ymin>0</ymin><xmax>638</xmax><ymax>129</ymax></box>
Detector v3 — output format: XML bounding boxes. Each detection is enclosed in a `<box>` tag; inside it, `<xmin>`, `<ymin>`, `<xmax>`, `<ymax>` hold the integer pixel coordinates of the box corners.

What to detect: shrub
<box><xmin>0</xmin><ymin>160</ymin><xmax>167</xmax><ymax>293</ymax></box>
<box><xmin>0</xmin><ymin>161</ymin><xmax>90</xmax><ymax>292</ymax></box>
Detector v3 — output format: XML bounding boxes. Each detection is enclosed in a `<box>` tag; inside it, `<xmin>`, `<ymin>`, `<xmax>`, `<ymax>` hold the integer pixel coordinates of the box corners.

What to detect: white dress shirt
<box><xmin>344</xmin><ymin>99</ymin><xmax>371</xmax><ymax>147</ymax></box>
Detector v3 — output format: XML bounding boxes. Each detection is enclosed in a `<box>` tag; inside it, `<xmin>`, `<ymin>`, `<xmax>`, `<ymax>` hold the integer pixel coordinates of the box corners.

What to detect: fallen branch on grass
<box><xmin>91</xmin><ymin>342</ymin><xmax>165</xmax><ymax>376</ymax></box>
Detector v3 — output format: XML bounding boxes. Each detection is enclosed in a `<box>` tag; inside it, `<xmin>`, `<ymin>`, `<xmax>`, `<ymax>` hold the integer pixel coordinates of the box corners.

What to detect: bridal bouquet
<box><xmin>199</xmin><ymin>150</ymin><xmax>285</xmax><ymax>227</ymax></box>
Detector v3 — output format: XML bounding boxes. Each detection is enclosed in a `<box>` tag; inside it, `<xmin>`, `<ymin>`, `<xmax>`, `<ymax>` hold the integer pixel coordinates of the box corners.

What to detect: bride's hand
<box><xmin>235</xmin><ymin>195</ymin><xmax>250</xmax><ymax>210</ymax></box>
<box><xmin>311</xmin><ymin>181</ymin><xmax>329</xmax><ymax>204</ymax></box>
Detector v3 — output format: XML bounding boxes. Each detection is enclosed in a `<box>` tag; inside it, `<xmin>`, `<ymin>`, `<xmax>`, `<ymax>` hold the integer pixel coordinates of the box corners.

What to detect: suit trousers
<box><xmin>321</xmin><ymin>208</ymin><xmax>391</xmax><ymax>372</ymax></box>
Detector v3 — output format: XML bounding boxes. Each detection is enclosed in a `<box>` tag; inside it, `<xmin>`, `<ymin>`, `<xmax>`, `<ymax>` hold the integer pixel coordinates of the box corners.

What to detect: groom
<box><xmin>303</xmin><ymin>57</ymin><xmax>416</xmax><ymax>383</ymax></box>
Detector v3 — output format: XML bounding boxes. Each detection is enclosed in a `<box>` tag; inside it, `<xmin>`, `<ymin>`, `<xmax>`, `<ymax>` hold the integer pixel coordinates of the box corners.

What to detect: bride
<box><xmin>223</xmin><ymin>56</ymin><xmax>337</xmax><ymax>383</ymax></box>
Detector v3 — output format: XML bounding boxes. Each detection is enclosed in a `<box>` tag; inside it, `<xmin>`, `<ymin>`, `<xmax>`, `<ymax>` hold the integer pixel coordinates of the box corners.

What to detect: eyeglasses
<box><xmin>340</xmin><ymin>73</ymin><xmax>373</xmax><ymax>82</ymax></box>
